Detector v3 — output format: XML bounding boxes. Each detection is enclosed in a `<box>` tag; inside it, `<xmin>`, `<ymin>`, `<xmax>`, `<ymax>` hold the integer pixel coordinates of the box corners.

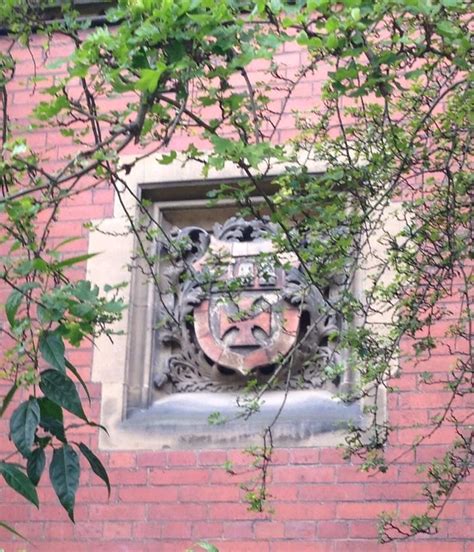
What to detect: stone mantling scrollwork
<box><xmin>153</xmin><ymin>217</ymin><xmax>343</xmax><ymax>394</ymax></box>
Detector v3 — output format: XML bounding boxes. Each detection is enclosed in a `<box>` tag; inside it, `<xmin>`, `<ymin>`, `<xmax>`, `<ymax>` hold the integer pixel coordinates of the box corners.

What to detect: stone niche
<box><xmin>87</xmin><ymin>157</ymin><xmax>377</xmax><ymax>450</ymax></box>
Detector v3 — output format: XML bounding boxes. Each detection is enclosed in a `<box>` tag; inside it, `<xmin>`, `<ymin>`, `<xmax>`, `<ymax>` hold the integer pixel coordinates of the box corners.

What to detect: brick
<box><xmin>148</xmin><ymin>503</ymin><xmax>207</xmax><ymax>521</ymax></box>
<box><xmin>48</xmin><ymin>221</ymin><xmax>85</xmax><ymax>238</ymax></box>
<box><xmin>285</xmin><ymin>520</ymin><xmax>316</xmax><ymax>538</ymax></box>
<box><xmin>269</xmin><ymin>450</ymin><xmax>290</xmax><ymax>464</ymax></box>
<box><xmin>59</xmin><ymin>204</ymin><xmax>106</xmax><ymax>221</ymax></box>
<box><xmin>227</xmin><ymin>449</ymin><xmax>260</xmax><ymax>467</ymax></box>
<box><xmin>464</xmin><ymin>502</ymin><xmax>474</xmax><ymax>518</ymax></box>
<box><xmin>319</xmin><ymin>448</ymin><xmax>347</xmax><ymax>464</ymax></box>
<box><xmin>271</xmin><ymin>543</ymin><xmax>333</xmax><ymax>552</ymax></box>
<box><xmin>28</xmin><ymin>543</ymin><xmax>109</xmax><ymax>552</ymax></box>
<box><xmin>219</xmin><ymin>542</ymin><xmax>270</xmax><ymax>552</ymax></box>
<box><xmin>143</xmin><ymin>543</ymin><xmax>193</xmax><ymax>552</ymax></box>
<box><xmin>384</xmin><ymin>447</ymin><xmax>416</xmax><ymax>464</ymax></box>
<box><xmin>414</xmin><ymin>445</ymin><xmax>458</xmax><ymax>463</ymax></box>
<box><xmin>133</xmin><ymin>521</ymin><xmax>162</xmax><ymax>539</ymax></box>
<box><xmin>299</xmin><ymin>484</ymin><xmax>366</xmax><ymax>501</ymax></box>
<box><xmin>89</xmin><ymin>504</ymin><xmax>146</xmax><ymax>521</ymax></box>
<box><xmin>74</xmin><ymin>521</ymin><xmax>103</xmax><ymax>540</ymax></box>
<box><xmin>119</xmin><ymin>486</ymin><xmax>178</xmax><ymax>502</ymax></box>
<box><xmin>289</xmin><ymin>449</ymin><xmax>320</xmax><ymax>464</ymax></box>
<box><xmin>349</xmin><ymin>520</ymin><xmax>379</xmax><ymax>539</ymax></box>
<box><xmin>198</xmin><ymin>450</ymin><xmax>228</xmax><ymax>466</ymax></box>
<box><xmin>14</xmin><ymin>88</ymin><xmax>54</xmax><ymax>104</ymax></box>
<box><xmin>268</xmin><ymin>485</ymin><xmax>298</xmax><ymax>501</ymax></box>
<box><xmin>76</xmin><ymin>485</ymin><xmax>111</xmax><ymax>503</ymax></box>
<box><xmin>272</xmin><ymin>466</ymin><xmax>336</xmax><ymax>483</ymax></box>
<box><xmin>334</xmin><ymin>542</ymin><xmax>391</xmax><ymax>552</ymax></box>
<box><xmin>209</xmin><ymin>468</ymin><xmax>253</xmax><ymax>485</ymax></box>
<box><xmin>390</xmin><ymin>409</ymin><xmax>429</xmax><ymax>425</ymax></box>
<box><xmin>397</xmin><ymin>465</ymin><xmax>427</xmax><ymax>482</ymax></box>
<box><xmin>337</xmin><ymin>465</ymin><xmax>392</xmax><ymax>483</ymax></box>
<box><xmin>0</xmin><ymin>505</ymin><xmax>31</xmax><ymax>522</ymax></box>
<box><xmin>167</xmin><ymin>450</ymin><xmax>197</xmax><ymax>466</ymax></box>
<box><xmin>364</xmin><ymin>483</ymin><xmax>422</xmax><ymax>501</ymax></box>
<box><xmin>396</xmin><ymin>543</ymin><xmax>464</xmax><ymax>552</ymax></box>
<box><xmin>394</xmin><ymin>426</ymin><xmax>458</xmax><ymax>446</ymax></box>
<box><xmin>23</xmin><ymin>131</ymin><xmax>47</xmax><ymax>148</ymax></box>
<box><xmin>191</xmin><ymin>522</ymin><xmax>223</xmax><ymax>539</ymax></box>
<box><xmin>317</xmin><ymin>521</ymin><xmax>349</xmax><ymax>539</ymax></box>
<box><xmin>436</xmin><ymin>501</ymin><xmax>466</xmax><ymax>519</ymax></box>
<box><xmin>161</xmin><ymin>522</ymin><xmax>192</xmax><ymax>539</ymax></box>
<box><xmin>179</xmin><ymin>485</ymin><xmax>240</xmax><ymax>502</ymax></box>
<box><xmin>11</xmin><ymin>522</ymin><xmax>45</xmax><ymax>541</ymax></box>
<box><xmin>108</xmin><ymin>469</ymin><xmax>147</xmax><ymax>485</ymax></box>
<box><xmin>148</xmin><ymin>469</ymin><xmax>208</xmax><ymax>485</ymax></box>
<box><xmin>389</xmin><ymin>373</ymin><xmax>418</xmax><ymax>391</ymax></box>
<box><xmin>223</xmin><ymin>521</ymin><xmax>254</xmax><ymax>539</ymax></box>
<box><xmin>254</xmin><ymin>520</ymin><xmax>285</xmax><ymax>539</ymax></box>
<box><xmin>30</xmin><ymin>504</ymin><xmax>88</xmax><ymax>522</ymax></box>
<box><xmin>92</xmin><ymin>188</ymin><xmax>115</xmax><ymax>205</ymax></box>
<box><xmin>103</xmin><ymin>521</ymin><xmax>132</xmax><ymax>539</ymax></box>
<box><xmin>274</xmin><ymin>503</ymin><xmax>336</xmax><ymax>521</ymax></box>
<box><xmin>65</xmin><ymin>348</ymin><xmax>93</xmax><ymax>367</ymax></box>
<box><xmin>208</xmin><ymin>503</ymin><xmax>267</xmax><ymax>521</ymax></box>
<box><xmin>336</xmin><ymin>502</ymin><xmax>394</xmax><ymax>519</ymax></box>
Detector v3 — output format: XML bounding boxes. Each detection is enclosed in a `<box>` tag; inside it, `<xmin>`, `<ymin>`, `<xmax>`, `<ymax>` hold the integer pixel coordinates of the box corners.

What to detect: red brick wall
<box><xmin>0</xmin><ymin>32</ymin><xmax>472</xmax><ymax>552</ymax></box>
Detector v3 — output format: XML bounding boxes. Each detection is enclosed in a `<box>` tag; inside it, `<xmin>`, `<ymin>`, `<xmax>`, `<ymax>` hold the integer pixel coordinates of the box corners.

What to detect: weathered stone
<box><xmin>155</xmin><ymin>217</ymin><xmax>344</xmax><ymax>394</ymax></box>
<box><xmin>124</xmin><ymin>390</ymin><xmax>362</xmax><ymax>449</ymax></box>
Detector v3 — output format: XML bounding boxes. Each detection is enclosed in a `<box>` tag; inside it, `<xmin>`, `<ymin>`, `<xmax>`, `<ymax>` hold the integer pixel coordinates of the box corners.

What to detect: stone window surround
<box><xmin>87</xmin><ymin>154</ymin><xmax>394</xmax><ymax>450</ymax></box>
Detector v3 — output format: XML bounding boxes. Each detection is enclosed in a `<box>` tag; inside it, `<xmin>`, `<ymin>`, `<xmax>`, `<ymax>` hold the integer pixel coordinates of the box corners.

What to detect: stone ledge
<box><xmin>121</xmin><ymin>390</ymin><xmax>362</xmax><ymax>449</ymax></box>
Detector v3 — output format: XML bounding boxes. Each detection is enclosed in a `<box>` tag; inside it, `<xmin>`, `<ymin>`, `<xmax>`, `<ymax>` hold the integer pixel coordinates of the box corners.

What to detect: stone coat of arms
<box><xmin>153</xmin><ymin>217</ymin><xmax>343</xmax><ymax>393</ymax></box>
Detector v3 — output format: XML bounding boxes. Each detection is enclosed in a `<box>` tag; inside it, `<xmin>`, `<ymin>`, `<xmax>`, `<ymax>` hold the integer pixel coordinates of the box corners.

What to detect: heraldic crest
<box><xmin>153</xmin><ymin>217</ymin><xmax>343</xmax><ymax>393</ymax></box>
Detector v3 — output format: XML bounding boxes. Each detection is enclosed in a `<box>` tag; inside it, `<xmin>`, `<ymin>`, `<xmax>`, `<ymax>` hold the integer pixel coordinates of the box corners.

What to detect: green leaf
<box><xmin>10</xmin><ymin>397</ymin><xmax>40</xmax><ymax>458</ymax></box>
<box><xmin>136</xmin><ymin>63</ymin><xmax>167</xmax><ymax>93</ymax></box>
<box><xmin>165</xmin><ymin>40</ymin><xmax>186</xmax><ymax>64</ymax></box>
<box><xmin>11</xmin><ymin>142</ymin><xmax>27</xmax><ymax>156</ymax></box>
<box><xmin>78</xmin><ymin>442</ymin><xmax>110</xmax><ymax>497</ymax></box>
<box><xmin>0</xmin><ymin>462</ymin><xmax>39</xmax><ymax>508</ymax></box>
<box><xmin>38</xmin><ymin>397</ymin><xmax>66</xmax><ymax>443</ymax></box>
<box><xmin>326</xmin><ymin>34</ymin><xmax>339</xmax><ymax>49</ymax></box>
<box><xmin>65</xmin><ymin>360</ymin><xmax>91</xmax><ymax>405</ymax></box>
<box><xmin>5</xmin><ymin>282</ymin><xmax>40</xmax><ymax>327</ymax></box>
<box><xmin>325</xmin><ymin>17</ymin><xmax>339</xmax><ymax>33</ymax></box>
<box><xmin>51</xmin><ymin>237</ymin><xmax>81</xmax><ymax>251</ymax></box>
<box><xmin>158</xmin><ymin>150</ymin><xmax>177</xmax><ymax>165</ymax></box>
<box><xmin>0</xmin><ymin>520</ymin><xmax>30</xmax><ymax>542</ymax></box>
<box><xmin>49</xmin><ymin>444</ymin><xmax>80</xmax><ymax>522</ymax></box>
<box><xmin>0</xmin><ymin>384</ymin><xmax>17</xmax><ymax>417</ymax></box>
<box><xmin>39</xmin><ymin>331</ymin><xmax>66</xmax><ymax>372</ymax></box>
<box><xmin>46</xmin><ymin>56</ymin><xmax>70</xmax><ymax>69</ymax></box>
<box><xmin>53</xmin><ymin>252</ymin><xmax>98</xmax><ymax>270</ymax></box>
<box><xmin>39</xmin><ymin>370</ymin><xmax>87</xmax><ymax>421</ymax></box>
<box><xmin>27</xmin><ymin>448</ymin><xmax>46</xmax><ymax>486</ymax></box>
<box><xmin>5</xmin><ymin>290</ymin><xmax>23</xmax><ymax>327</ymax></box>
<box><xmin>405</xmin><ymin>68</ymin><xmax>424</xmax><ymax>80</ymax></box>
<box><xmin>33</xmin><ymin>95</ymin><xmax>70</xmax><ymax>121</ymax></box>
<box><xmin>351</xmin><ymin>7</ymin><xmax>361</xmax><ymax>20</ymax></box>
<box><xmin>436</xmin><ymin>20</ymin><xmax>460</xmax><ymax>38</ymax></box>
<box><xmin>86</xmin><ymin>420</ymin><xmax>109</xmax><ymax>436</ymax></box>
<box><xmin>196</xmin><ymin>542</ymin><xmax>220</xmax><ymax>552</ymax></box>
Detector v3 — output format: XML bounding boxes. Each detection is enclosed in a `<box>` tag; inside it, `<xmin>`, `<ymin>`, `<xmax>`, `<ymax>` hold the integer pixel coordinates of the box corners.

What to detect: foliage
<box><xmin>0</xmin><ymin>192</ymin><xmax>122</xmax><ymax>523</ymax></box>
<box><xmin>0</xmin><ymin>0</ymin><xmax>472</xmax><ymax>542</ymax></box>
<box><xmin>186</xmin><ymin>541</ymin><xmax>220</xmax><ymax>552</ymax></box>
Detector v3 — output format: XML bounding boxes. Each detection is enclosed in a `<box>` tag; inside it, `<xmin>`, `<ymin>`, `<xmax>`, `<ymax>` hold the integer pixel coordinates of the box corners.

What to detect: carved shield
<box><xmin>192</xmin><ymin>234</ymin><xmax>300</xmax><ymax>376</ymax></box>
<box><xmin>157</xmin><ymin>217</ymin><xmax>344</xmax><ymax>393</ymax></box>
